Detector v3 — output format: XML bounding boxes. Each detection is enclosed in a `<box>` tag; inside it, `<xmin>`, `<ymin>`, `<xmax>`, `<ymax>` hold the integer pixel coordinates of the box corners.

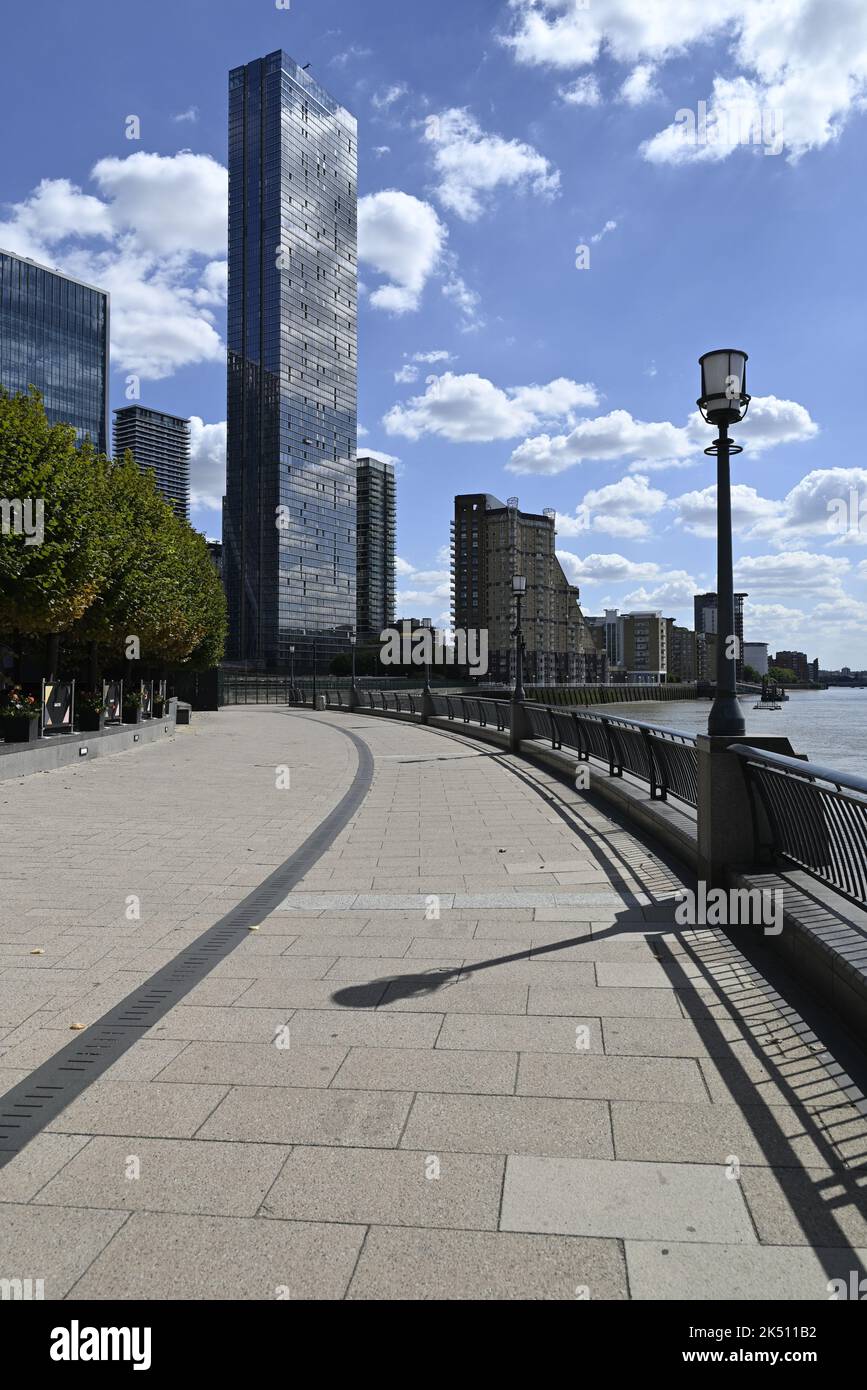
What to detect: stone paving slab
<box><xmin>347</xmin><ymin>1227</ymin><xmax>628</xmax><ymax>1300</ymax></box>
<box><xmin>517</xmin><ymin>1052</ymin><xmax>709</xmax><ymax>1102</ymax></box>
<box><xmin>501</xmin><ymin>1155</ymin><xmax>756</xmax><ymax>1243</ymax></box>
<box><xmin>197</xmin><ymin>1085</ymin><xmax>413</xmax><ymax>1147</ymax></box>
<box><xmin>47</xmin><ymin>1080</ymin><xmax>229</xmax><ymax>1139</ymax></box>
<box><xmin>34</xmin><ymin>1137</ymin><xmax>290</xmax><ymax>1217</ymax></box>
<box><xmin>70</xmin><ymin>1212</ymin><xmax>365</xmax><ymax>1300</ymax></box>
<box><xmin>263</xmin><ymin>1146</ymin><xmax>504</xmax><ymax>1230</ymax></box>
<box><xmin>400</xmin><ymin>1092</ymin><xmax>613</xmax><ymax>1159</ymax></box>
<box><xmin>626</xmin><ymin>1240</ymin><xmax>867</xmax><ymax>1301</ymax></box>
<box><xmin>0</xmin><ymin>1204</ymin><xmax>128</xmax><ymax>1299</ymax></box>
<box><xmin>332</xmin><ymin>1045</ymin><xmax>517</xmax><ymax>1095</ymax></box>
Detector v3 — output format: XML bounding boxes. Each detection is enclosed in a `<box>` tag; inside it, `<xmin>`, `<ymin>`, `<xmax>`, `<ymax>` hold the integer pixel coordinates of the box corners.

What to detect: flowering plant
<box><xmin>76</xmin><ymin>689</ymin><xmax>108</xmax><ymax>715</ymax></box>
<box><xmin>0</xmin><ymin>686</ymin><xmax>40</xmax><ymax>719</ymax></box>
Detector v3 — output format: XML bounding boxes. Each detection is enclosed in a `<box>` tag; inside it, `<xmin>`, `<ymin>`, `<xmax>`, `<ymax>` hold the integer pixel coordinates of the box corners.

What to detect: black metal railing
<box><xmin>730</xmin><ymin>745</ymin><xmax>867</xmax><ymax>906</ymax></box>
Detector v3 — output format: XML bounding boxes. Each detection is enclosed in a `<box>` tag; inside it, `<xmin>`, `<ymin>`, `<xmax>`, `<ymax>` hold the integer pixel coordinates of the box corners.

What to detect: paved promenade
<box><xmin>1</xmin><ymin>707</ymin><xmax>866</xmax><ymax>1300</ymax></box>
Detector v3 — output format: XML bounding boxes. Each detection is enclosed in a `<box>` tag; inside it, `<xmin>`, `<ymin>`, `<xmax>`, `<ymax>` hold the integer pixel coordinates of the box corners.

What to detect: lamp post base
<box><xmin>708</xmin><ymin>693</ymin><xmax>746</xmax><ymax>738</ymax></box>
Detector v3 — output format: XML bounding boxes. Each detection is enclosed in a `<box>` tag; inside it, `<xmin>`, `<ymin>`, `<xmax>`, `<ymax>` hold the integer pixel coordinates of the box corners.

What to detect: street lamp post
<box><xmin>697</xmin><ymin>349</ymin><xmax>751</xmax><ymax>738</ymax></box>
<box><xmin>421</xmin><ymin>618</ymin><xmax>432</xmax><ymax>696</ymax></box>
<box><xmin>512</xmin><ymin>575</ymin><xmax>527</xmax><ymax>705</ymax></box>
<box><xmin>350</xmin><ymin>633</ymin><xmax>357</xmax><ymax>694</ymax></box>
<box><xmin>312</xmin><ymin>639</ymin><xmax>318</xmax><ymax>708</ymax></box>
<box><xmin>289</xmin><ymin>645</ymin><xmax>296</xmax><ymax>702</ymax></box>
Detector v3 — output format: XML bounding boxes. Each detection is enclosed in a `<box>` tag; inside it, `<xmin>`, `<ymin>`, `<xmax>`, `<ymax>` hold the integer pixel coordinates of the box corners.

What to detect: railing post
<box><xmin>509</xmin><ymin>697</ymin><xmax>531</xmax><ymax>754</ymax></box>
<box><xmin>697</xmin><ymin>734</ymin><xmax>799</xmax><ymax>888</ymax></box>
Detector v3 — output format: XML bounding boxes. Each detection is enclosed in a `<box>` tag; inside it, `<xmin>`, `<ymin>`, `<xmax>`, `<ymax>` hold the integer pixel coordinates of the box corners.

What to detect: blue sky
<box><xmin>2</xmin><ymin>0</ymin><xmax>867</xmax><ymax>665</ymax></box>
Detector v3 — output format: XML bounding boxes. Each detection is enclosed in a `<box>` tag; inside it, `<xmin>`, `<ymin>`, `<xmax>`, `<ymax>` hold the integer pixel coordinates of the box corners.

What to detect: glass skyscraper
<box><xmin>0</xmin><ymin>248</ymin><xmax>109</xmax><ymax>454</ymax></box>
<box><xmin>224</xmin><ymin>51</ymin><xmax>358</xmax><ymax>667</ymax></box>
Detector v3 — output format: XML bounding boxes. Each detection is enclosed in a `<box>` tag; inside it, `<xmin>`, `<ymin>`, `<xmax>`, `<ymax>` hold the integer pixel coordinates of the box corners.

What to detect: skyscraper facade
<box><xmin>113</xmin><ymin>406</ymin><xmax>191</xmax><ymax>519</ymax></box>
<box><xmin>224</xmin><ymin>51</ymin><xmax>358</xmax><ymax>667</ymax></box>
<box><xmin>0</xmin><ymin>249</ymin><xmax>109</xmax><ymax>453</ymax></box>
<box><xmin>356</xmin><ymin>456</ymin><xmax>396</xmax><ymax>639</ymax></box>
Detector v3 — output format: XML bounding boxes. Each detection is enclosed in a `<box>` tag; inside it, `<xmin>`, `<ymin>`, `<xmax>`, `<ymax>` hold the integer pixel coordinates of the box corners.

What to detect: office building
<box><xmin>223</xmin><ymin>51</ymin><xmax>358</xmax><ymax>667</ymax></box>
<box><xmin>0</xmin><ymin>248</ymin><xmax>109</xmax><ymax>453</ymax></box>
<box><xmin>451</xmin><ymin>494</ymin><xmax>591</xmax><ymax>684</ymax></box>
<box><xmin>356</xmin><ymin>456</ymin><xmax>395</xmax><ymax>638</ymax></box>
<box><xmin>207</xmin><ymin>541</ymin><xmax>223</xmax><ymax>579</ymax></box>
<box><xmin>113</xmin><ymin>406</ymin><xmax>191</xmax><ymax>519</ymax></box>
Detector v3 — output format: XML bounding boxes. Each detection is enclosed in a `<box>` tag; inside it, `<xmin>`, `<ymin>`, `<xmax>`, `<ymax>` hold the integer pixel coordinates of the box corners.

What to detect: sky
<box><xmin>2</xmin><ymin>0</ymin><xmax>866</xmax><ymax>667</ymax></box>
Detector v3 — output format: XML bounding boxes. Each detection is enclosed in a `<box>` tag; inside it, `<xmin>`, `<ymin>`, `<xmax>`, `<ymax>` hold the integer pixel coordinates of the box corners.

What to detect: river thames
<box><xmin>592</xmin><ymin>688</ymin><xmax>867</xmax><ymax>779</ymax></box>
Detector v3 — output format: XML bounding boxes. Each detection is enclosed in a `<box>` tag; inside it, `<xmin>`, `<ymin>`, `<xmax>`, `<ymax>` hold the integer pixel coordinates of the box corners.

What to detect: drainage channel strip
<box><xmin>0</xmin><ymin>722</ymin><xmax>374</xmax><ymax>1165</ymax></box>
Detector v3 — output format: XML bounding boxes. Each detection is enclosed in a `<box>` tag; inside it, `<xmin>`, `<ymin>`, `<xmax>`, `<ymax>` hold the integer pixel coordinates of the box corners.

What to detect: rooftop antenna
<box><xmin>302</xmin><ymin>62</ymin><xmax>312</xmax><ymax>70</ymax></box>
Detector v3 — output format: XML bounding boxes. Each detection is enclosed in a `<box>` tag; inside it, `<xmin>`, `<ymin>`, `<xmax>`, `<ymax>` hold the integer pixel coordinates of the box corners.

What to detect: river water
<box><xmin>590</xmin><ymin>688</ymin><xmax>867</xmax><ymax>780</ymax></box>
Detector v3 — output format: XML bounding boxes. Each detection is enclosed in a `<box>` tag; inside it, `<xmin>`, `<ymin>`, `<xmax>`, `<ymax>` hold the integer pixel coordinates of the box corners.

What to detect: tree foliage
<box><xmin>0</xmin><ymin>389</ymin><xmax>226</xmax><ymax>672</ymax></box>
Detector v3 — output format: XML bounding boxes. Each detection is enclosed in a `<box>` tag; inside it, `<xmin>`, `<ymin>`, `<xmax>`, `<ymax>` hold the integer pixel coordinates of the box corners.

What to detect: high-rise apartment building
<box><xmin>775</xmin><ymin>650</ymin><xmax>810</xmax><ymax>684</ymax></box>
<box><xmin>0</xmin><ymin>248</ymin><xmax>109</xmax><ymax>453</ymax></box>
<box><xmin>451</xmin><ymin>494</ymin><xmax>590</xmax><ymax>684</ymax></box>
<box><xmin>356</xmin><ymin>456</ymin><xmax>395</xmax><ymax>638</ymax></box>
<box><xmin>668</xmin><ymin>624</ymin><xmax>698</xmax><ymax>682</ymax></box>
<box><xmin>694</xmin><ymin>591</ymin><xmax>748</xmax><ymax>680</ymax></box>
<box><xmin>113</xmin><ymin>406</ymin><xmax>191</xmax><ymax>519</ymax></box>
<box><xmin>621</xmin><ymin>611</ymin><xmax>668</xmax><ymax>682</ymax></box>
<box><xmin>224</xmin><ymin>52</ymin><xmax>358</xmax><ymax>667</ymax></box>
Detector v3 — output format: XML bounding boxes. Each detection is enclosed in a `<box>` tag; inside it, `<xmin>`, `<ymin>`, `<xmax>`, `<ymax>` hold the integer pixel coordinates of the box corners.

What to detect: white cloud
<box><xmin>394</xmin><ymin>364</ymin><xmax>419</xmax><ymax>384</ymax></box>
<box><xmin>442</xmin><ymin>273</ymin><xmax>483</xmax><ymax>330</ymax></box>
<box><xmin>395</xmin><ymin>556</ymin><xmax>415</xmax><ymax>576</ymax></box>
<box><xmin>567</xmin><ymin>473</ymin><xmax>668</xmax><ymax>539</ymax></box>
<box><xmin>619</xmin><ymin>64</ymin><xmax>660</xmax><ymax>105</ymax></box>
<box><xmin>0</xmin><ymin>155</ymin><xmax>229</xmax><ymax>382</ymax></box>
<box><xmin>413</xmin><ymin>349</ymin><xmax>455</xmax><ymax>363</ymax></box>
<box><xmin>509</xmin><ymin>408</ymin><xmax>693</xmax><ymax>476</ymax></box>
<box><xmin>372</xmin><ymin>84</ymin><xmax>408</xmax><ymax>110</ymax></box>
<box><xmin>504</xmin><ymin>0</ymin><xmax>867</xmax><ymax>163</ymax></box>
<box><xmin>590</xmin><ymin>219</ymin><xmax>617</xmax><ymax>243</ymax></box>
<box><xmin>172</xmin><ymin>106</ymin><xmax>199</xmax><ymax>124</ymax></box>
<box><xmin>358</xmin><ymin>190</ymin><xmax>447</xmax><ymax>314</ymax></box>
<box><xmin>559</xmin><ymin>76</ymin><xmax>602</xmax><ymax>106</ymax></box>
<box><xmin>424</xmin><ymin>107</ymin><xmax>560</xmax><ymax>221</ymax></box>
<box><xmin>189</xmin><ymin>417</ymin><xmax>226</xmax><ymax>511</ymax></box>
<box><xmin>373</xmin><ymin>146</ymin><xmax>392</xmax><ymax>158</ymax></box>
<box><xmin>193</xmin><ymin>260</ymin><xmax>228</xmax><ymax>306</ymax></box>
<box><xmin>735</xmin><ymin>550</ymin><xmax>852</xmax><ymax>599</ymax></box>
<box><xmin>384</xmin><ymin>372</ymin><xmax>598</xmax><ymax>443</ymax></box>
<box><xmin>672</xmin><ymin>482</ymin><xmax>783</xmax><ymax>538</ymax></box>
<box><xmin>510</xmin><ymin>394</ymin><xmax>818</xmax><ymax>476</ymax></box>
<box><xmin>91</xmin><ymin>151</ymin><xmax>228</xmax><ymax>256</ymax></box>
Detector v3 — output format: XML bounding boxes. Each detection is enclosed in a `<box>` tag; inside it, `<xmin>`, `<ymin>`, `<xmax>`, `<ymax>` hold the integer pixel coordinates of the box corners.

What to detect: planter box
<box><xmin>77</xmin><ymin>711</ymin><xmax>106</xmax><ymax>733</ymax></box>
<box><xmin>122</xmin><ymin>707</ymin><xmax>143</xmax><ymax>726</ymax></box>
<box><xmin>2</xmin><ymin>716</ymin><xmax>41</xmax><ymax>744</ymax></box>
<box><xmin>153</xmin><ymin>699</ymin><xmax>166</xmax><ymax>719</ymax></box>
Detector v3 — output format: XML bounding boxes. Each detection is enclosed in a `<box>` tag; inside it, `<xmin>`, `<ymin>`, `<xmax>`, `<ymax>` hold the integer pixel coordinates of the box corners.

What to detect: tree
<box><xmin>769</xmin><ymin>665</ymin><xmax>797</xmax><ymax>685</ymax></box>
<box><xmin>0</xmin><ymin>388</ymin><xmax>111</xmax><ymax>674</ymax></box>
<box><xmin>743</xmin><ymin>664</ymin><xmax>762</xmax><ymax>684</ymax></box>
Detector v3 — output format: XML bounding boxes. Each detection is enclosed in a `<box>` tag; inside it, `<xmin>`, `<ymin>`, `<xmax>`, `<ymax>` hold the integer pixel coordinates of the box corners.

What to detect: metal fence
<box><xmin>730</xmin><ymin>745</ymin><xmax>867</xmax><ymax>906</ymax></box>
